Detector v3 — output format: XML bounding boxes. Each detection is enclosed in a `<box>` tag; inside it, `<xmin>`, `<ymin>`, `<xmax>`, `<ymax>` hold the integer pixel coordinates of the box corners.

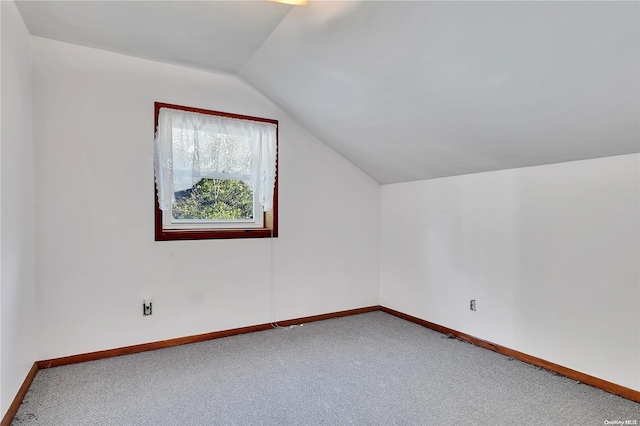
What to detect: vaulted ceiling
<box><xmin>16</xmin><ymin>1</ymin><xmax>639</xmax><ymax>184</ymax></box>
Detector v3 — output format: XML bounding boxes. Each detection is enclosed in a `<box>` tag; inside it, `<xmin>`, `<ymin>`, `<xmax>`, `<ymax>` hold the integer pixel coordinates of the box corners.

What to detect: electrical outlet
<box><xmin>143</xmin><ymin>299</ymin><xmax>152</xmax><ymax>316</ymax></box>
<box><xmin>470</xmin><ymin>299</ymin><xmax>476</xmax><ymax>311</ymax></box>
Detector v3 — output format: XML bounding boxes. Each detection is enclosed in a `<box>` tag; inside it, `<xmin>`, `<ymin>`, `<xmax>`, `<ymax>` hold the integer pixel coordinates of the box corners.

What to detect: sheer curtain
<box><xmin>154</xmin><ymin>108</ymin><xmax>277</xmax><ymax>212</ymax></box>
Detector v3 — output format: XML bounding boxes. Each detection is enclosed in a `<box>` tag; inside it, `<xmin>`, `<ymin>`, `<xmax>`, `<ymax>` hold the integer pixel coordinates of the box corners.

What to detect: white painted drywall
<box><xmin>241</xmin><ymin>1</ymin><xmax>640</xmax><ymax>184</ymax></box>
<box><xmin>380</xmin><ymin>154</ymin><xmax>640</xmax><ymax>390</ymax></box>
<box><xmin>0</xmin><ymin>0</ymin><xmax>37</xmax><ymax>415</ymax></box>
<box><xmin>32</xmin><ymin>37</ymin><xmax>380</xmax><ymax>360</ymax></box>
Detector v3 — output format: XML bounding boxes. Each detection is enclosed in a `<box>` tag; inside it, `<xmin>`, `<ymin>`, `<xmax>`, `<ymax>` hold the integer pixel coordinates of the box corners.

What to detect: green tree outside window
<box><xmin>172</xmin><ymin>178</ymin><xmax>254</xmax><ymax>221</ymax></box>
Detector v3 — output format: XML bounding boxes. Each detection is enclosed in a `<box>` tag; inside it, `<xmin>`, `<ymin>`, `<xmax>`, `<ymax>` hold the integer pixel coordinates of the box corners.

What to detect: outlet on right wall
<box><xmin>380</xmin><ymin>153</ymin><xmax>639</xmax><ymax>391</ymax></box>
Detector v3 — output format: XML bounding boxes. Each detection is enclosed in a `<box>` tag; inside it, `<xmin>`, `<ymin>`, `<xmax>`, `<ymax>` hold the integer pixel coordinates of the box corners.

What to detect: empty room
<box><xmin>1</xmin><ymin>0</ymin><xmax>639</xmax><ymax>424</ymax></box>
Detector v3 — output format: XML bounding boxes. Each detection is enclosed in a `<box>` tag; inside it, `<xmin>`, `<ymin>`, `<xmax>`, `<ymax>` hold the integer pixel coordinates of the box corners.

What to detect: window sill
<box><xmin>155</xmin><ymin>227</ymin><xmax>278</xmax><ymax>241</ymax></box>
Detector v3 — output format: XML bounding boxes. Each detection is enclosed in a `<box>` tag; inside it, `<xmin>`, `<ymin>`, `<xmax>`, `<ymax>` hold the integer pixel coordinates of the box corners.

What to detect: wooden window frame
<box><xmin>154</xmin><ymin>102</ymin><xmax>278</xmax><ymax>241</ymax></box>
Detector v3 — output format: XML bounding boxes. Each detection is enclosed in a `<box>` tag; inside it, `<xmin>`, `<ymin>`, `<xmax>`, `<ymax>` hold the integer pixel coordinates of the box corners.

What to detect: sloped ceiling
<box><xmin>16</xmin><ymin>1</ymin><xmax>294</xmax><ymax>73</ymax></box>
<box><xmin>16</xmin><ymin>1</ymin><xmax>640</xmax><ymax>184</ymax></box>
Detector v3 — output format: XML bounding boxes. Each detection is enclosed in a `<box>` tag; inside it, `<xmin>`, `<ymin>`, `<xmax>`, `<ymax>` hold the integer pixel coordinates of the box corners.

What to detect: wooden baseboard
<box><xmin>6</xmin><ymin>303</ymin><xmax>636</xmax><ymax>426</ymax></box>
<box><xmin>1</xmin><ymin>362</ymin><xmax>38</xmax><ymax>426</ymax></box>
<box><xmin>380</xmin><ymin>306</ymin><xmax>640</xmax><ymax>404</ymax></box>
<box><xmin>38</xmin><ymin>305</ymin><xmax>381</xmax><ymax>369</ymax></box>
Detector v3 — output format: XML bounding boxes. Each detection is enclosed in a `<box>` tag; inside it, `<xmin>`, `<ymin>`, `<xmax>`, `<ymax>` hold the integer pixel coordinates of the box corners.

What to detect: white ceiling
<box><xmin>16</xmin><ymin>1</ymin><xmax>293</xmax><ymax>73</ymax></box>
<box><xmin>16</xmin><ymin>1</ymin><xmax>640</xmax><ymax>184</ymax></box>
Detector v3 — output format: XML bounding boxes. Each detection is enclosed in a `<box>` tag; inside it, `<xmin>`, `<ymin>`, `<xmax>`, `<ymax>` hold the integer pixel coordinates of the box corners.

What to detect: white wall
<box><xmin>0</xmin><ymin>0</ymin><xmax>37</xmax><ymax>415</ymax></box>
<box><xmin>32</xmin><ymin>37</ymin><xmax>380</xmax><ymax>360</ymax></box>
<box><xmin>380</xmin><ymin>154</ymin><xmax>640</xmax><ymax>391</ymax></box>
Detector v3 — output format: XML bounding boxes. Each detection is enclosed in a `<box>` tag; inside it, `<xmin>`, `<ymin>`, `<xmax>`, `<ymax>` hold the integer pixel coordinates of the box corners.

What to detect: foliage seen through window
<box><xmin>172</xmin><ymin>178</ymin><xmax>254</xmax><ymax>221</ymax></box>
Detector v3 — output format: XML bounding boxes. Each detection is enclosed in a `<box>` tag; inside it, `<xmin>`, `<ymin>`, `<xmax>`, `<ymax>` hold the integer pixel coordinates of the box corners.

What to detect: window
<box><xmin>153</xmin><ymin>102</ymin><xmax>278</xmax><ymax>241</ymax></box>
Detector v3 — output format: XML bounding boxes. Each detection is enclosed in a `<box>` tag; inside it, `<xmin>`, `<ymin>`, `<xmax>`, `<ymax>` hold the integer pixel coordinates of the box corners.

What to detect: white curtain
<box><xmin>154</xmin><ymin>108</ymin><xmax>277</xmax><ymax>212</ymax></box>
